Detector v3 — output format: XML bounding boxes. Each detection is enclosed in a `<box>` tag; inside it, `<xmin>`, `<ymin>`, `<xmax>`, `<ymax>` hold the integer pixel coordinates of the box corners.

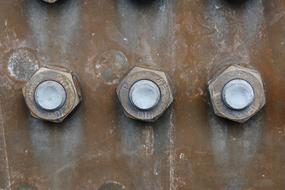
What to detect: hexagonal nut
<box><xmin>22</xmin><ymin>66</ymin><xmax>82</xmax><ymax>123</ymax></box>
<box><xmin>117</xmin><ymin>67</ymin><xmax>174</xmax><ymax>122</ymax></box>
<box><xmin>208</xmin><ymin>65</ymin><xmax>265</xmax><ymax>123</ymax></box>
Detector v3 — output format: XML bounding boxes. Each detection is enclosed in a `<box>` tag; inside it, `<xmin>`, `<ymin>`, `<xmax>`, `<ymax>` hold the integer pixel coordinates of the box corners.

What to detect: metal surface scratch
<box><xmin>169</xmin><ymin>110</ymin><xmax>176</xmax><ymax>190</ymax></box>
<box><xmin>0</xmin><ymin>103</ymin><xmax>11</xmax><ymax>190</ymax></box>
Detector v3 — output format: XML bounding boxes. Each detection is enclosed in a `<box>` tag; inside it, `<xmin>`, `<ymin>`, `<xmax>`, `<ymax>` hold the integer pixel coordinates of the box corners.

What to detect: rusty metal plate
<box><xmin>0</xmin><ymin>0</ymin><xmax>285</xmax><ymax>189</ymax></box>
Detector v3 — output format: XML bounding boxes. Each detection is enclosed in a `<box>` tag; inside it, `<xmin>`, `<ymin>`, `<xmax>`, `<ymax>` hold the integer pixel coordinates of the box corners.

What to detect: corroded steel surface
<box><xmin>0</xmin><ymin>0</ymin><xmax>285</xmax><ymax>189</ymax></box>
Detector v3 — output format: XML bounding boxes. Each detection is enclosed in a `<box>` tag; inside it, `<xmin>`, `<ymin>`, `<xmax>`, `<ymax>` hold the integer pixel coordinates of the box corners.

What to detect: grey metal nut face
<box><xmin>23</xmin><ymin>66</ymin><xmax>81</xmax><ymax>123</ymax></box>
<box><xmin>117</xmin><ymin>67</ymin><xmax>174</xmax><ymax>122</ymax></box>
<box><xmin>208</xmin><ymin>65</ymin><xmax>265</xmax><ymax>123</ymax></box>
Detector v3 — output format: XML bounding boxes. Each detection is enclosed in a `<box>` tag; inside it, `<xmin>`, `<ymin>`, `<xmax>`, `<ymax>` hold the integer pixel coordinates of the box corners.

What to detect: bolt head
<box><xmin>42</xmin><ymin>0</ymin><xmax>59</xmax><ymax>3</ymax></box>
<box><xmin>34</xmin><ymin>80</ymin><xmax>67</xmax><ymax>111</ymax></box>
<box><xmin>129</xmin><ymin>80</ymin><xmax>161</xmax><ymax>110</ymax></box>
<box><xmin>222</xmin><ymin>79</ymin><xmax>255</xmax><ymax>110</ymax></box>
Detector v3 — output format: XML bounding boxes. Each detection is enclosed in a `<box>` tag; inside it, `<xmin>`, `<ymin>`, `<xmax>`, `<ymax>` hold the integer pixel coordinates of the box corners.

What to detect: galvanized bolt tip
<box><xmin>129</xmin><ymin>80</ymin><xmax>161</xmax><ymax>110</ymax></box>
<box><xmin>42</xmin><ymin>0</ymin><xmax>59</xmax><ymax>3</ymax></box>
<box><xmin>34</xmin><ymin>80</ymin><xmax>67</xmax><ymax>111</ymax></box>
<box><xmin>222</xmin><ymin>79</ymin><xmax>255</xmax><ymax>110</ymax></box>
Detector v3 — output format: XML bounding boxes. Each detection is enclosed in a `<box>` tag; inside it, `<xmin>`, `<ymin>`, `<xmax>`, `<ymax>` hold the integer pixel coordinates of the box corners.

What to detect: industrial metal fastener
<box><xmin>22</xmin><ymin>66</ymin><xmax>81</xmax><ymax>123</ymax></box>
<box><xmin>222</xmin><ymin>79</ymin><xmax>255</xmax><ymax>110</ymax></box>
<box><xmin>129</xmin><ymin>79</ymin><xmax>161</xmax><ymax>110</ymax></box>
<box><xmin>34</xmin><ymin>80</ymin><xmax>67</xmax><ymax>111</ymax></box>
<box><xmin>41</xmin><ymin>0</ymin><xmax>59</xmax><ymax>3</ymax></box>
<box><xmin>117</xmin><ymin>67</ymin><xmax>174</xmax><ymax>122</ymax></box>
<box><xmin>208</xmin><ymin>65</ymin><xmax>265</xmax><ymax>123</ymax></box>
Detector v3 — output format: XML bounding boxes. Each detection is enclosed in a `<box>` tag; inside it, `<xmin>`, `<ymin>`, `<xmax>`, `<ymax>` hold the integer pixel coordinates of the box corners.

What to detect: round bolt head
<box><xmin>129</xmin><ymin>80</ymin><xmax>161</xmax><ymax>110</ymax></box>
<box><xmin>117</xmin><ymin>67</ymin><xmax>174</xmax><ymax>122</ymax></box>
<box><xmin>35</xmin><ymin>80</ymin><xmax>67</xmax><ymax>111</ymax></box>
<box><xmin>208</xmin><ymin>65</ymin><xmax>265</xmax><ymax>123</ymax></box>
<box><xmin>42</xmin><ymin>0</ymin><xmax>59</xmax><ymax>3</ymax></box>
<box><xmin>222</xmin><ymin>79</ymin><xmax>255</xmax><ymax>110</ymax></box>
<box><xmin>23</xmin><ymin>66</ymin><xmax>81</xmax><ymax>123</ymax></box>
